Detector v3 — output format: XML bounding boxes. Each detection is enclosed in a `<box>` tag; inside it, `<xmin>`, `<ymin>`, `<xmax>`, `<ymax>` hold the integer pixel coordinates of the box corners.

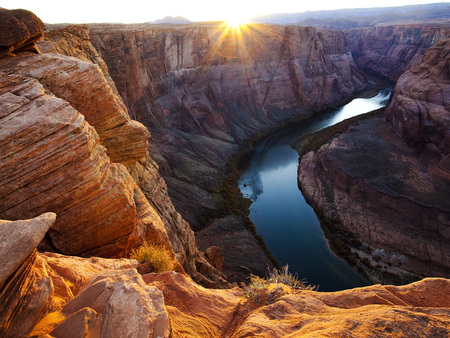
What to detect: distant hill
<box><xmin>150</xmin><ymin>16</ymin><xmax>192</xmax><ymax>24</ymax></box>
<box><xmin>251</xmin><ymin>2</ymin><xmax>450</xmax><ymax>29</ymax></box>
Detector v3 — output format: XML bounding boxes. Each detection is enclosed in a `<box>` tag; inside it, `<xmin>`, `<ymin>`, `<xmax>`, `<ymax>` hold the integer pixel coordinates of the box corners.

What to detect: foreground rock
<box><xmin>0</xmin><ymin>8</ymin><xmax>44</xmax><ymax>57</ymax></box>
<box><xmin>233</xmin><ymin>278</ymin><xmax>450</xmax><ymax>337</ymax></box>
<box><xmin>298</xmin><ymin>38</ymin><xmax>450</xmax><ymax>282</ymax></box>
<box><xmin>2</xmin><ymin>220</ymin><xmax>449</xmax><ymax>337</ymax></box>
<box><xmin>0</xmin><ymin>213</ymin><xmax>56</xmax><ymax>336</ymax></box>
<box><xmin>0</xmin><ymin>212</ymin><xmax>56</xmax><ymax>288</ymax></box>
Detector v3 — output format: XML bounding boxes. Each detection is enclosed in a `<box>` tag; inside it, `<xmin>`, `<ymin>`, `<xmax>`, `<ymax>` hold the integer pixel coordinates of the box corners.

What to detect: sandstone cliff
<box><xmin>298</xmin><ymin>38</ymin><xmax>450</xmax><ymax>282</ymax></box>
<box><xmin>347</xmin><ymin>24</ymin><xmax>450</xmax><ymax>81</ymax></box>
<box><xmin>0</xmin><ymin>12</ymin><xmax>225</xmax><ymax>287</ymax></box>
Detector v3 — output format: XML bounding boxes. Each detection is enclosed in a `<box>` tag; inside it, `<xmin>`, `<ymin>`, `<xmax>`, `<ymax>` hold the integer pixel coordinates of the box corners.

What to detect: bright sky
<box><xmin>2</xmin><ymin>0</ymin><xmax>446</xmax><ymax>23</ymax></box>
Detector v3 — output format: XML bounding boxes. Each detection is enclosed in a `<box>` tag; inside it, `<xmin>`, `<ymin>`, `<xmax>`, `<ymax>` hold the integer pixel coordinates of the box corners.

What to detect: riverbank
<box><xmin>297</xmin><ymin>107</ymin><xmax>446</xmax><ymax>285</ymax></box>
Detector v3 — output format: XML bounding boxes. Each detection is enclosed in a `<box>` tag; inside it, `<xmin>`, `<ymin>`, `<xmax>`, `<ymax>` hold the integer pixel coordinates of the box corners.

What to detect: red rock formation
<box><xmin>347</xmin><ymin>24</ymin><xmax>450</xmax><ymax>81</ymax></box>
<box><xmin>38</xmin><ymin>25</ymin><xmax>227</xmax><ymax>285</ymax></box>
<box><xmin>0</xmin><ymin>70</ymin><xmax>177</xmax><ymax>260</ymax></box>
<box><xmin>233</xmin><ymin>278</ymin><xmax>450</xmax><ymax>337</ymax></box>
<box><xmin>144</xmin><ymin>271</ymin><xmax>242</xmax><ymax>336</ymax></box>
<box><xmin>2</xmin><ymin>231</ymin><xmax>449</xmax><ymax>337</ymax></box>
<box><xmin>0</xmin><ymin>8</ymin><xmax>44</xmax><ymax>57</ymax></box>
<box><xmin>0</xmin><ymin>213</ymin><xmax>56</xmax><ymax>336</ymax></box>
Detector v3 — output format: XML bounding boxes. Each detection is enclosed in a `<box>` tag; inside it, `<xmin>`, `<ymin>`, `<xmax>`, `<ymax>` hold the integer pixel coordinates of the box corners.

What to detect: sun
<box><xmin>224</xmin><ymin>14</ymin><xmax>249</xmax><ymax>27</ymax></box>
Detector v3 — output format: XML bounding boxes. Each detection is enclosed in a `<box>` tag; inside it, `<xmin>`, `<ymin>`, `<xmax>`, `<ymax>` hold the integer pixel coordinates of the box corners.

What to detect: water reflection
<box><xmin>239</xmin><ymin>89</ymin><xmax>392</xmax><ymax>291</ymax></box>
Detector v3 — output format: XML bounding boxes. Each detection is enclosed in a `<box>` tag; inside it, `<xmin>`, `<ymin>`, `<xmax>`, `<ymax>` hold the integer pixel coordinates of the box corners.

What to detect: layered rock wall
<box><xmin>385</xmin><ymin>38</ymin><xmax>450</xmax><ymax>167</ymax></box>
<box><xmin>38</xmin><ymin>24</ymin><xmax>227</xmax><ymax>285</ymax></box>
<box><xmin>347</xmin><ymin>24</ymin><xmax>450</xmax><ymax>80</ymax></box>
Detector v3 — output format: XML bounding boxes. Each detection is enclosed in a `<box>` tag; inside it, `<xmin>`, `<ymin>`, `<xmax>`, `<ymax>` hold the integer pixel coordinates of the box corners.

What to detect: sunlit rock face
<box><xmin>347</xmin><ymin>24</ymin><xmax>450</xmax><ymax>81</ymax></box>
<box><xmin>88</xmin><ymin>23</ymin><xmax>367</xmax><ymax>230</ymax></box>
<box><xmin>0</xmin><ymin>69</ymin><xmax>175</xmax><ymax>259</ymax></box>
<box><xmin>38</xmin><ymin>24</ymin><xmax>228</xmax><ymax>286</ymax></box>
<box><xmin>299</xmin><ymin>38</ymin><xmax>450</xmax><ymax>281</ymax></box>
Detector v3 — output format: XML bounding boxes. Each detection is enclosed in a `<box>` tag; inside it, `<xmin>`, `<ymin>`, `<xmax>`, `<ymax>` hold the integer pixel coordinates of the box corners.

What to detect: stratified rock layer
<box><xmin>385</xmin><ymin>38</ymin><xmax>450</xmax><ymax>164</ymax></box>
<box><xmin>39</xmin><ymin>25</ymin><xmax>227</xmax><ymax>285</ymax></box>
<box><xmin>347</xmin><ymin>24</ymin><xmax>450</xmax><ymax>80</ymax></box>
<box><xmin>0</xmin><ymin>69</ymin><xmax>174</xmax><ymax>260</ymax></box>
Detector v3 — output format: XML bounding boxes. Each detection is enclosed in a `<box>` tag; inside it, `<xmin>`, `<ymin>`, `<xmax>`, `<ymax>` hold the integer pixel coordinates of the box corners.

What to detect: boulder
<box><xmin>51</xmin><ymin>269</ymin><xmax>170</xmax><ymax>337</ymax></box>
<box><xmin>0</xmin><ymin>8</ymin><xmax>44</xmax><ymax>57</ymax></box>
<box><xmin>0</xmin><ymin>212</ymin><xmax>56</xmax><ymax>288</ymax></box>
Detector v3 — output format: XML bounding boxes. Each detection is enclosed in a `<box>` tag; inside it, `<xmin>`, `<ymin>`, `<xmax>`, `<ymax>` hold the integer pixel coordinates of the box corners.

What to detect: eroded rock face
<box><xmin>347</xmin><ymin>24</ymin><xmax>450</xmax><ymax>81</ymax></box>
<box><xmin>0</xmin><ymin>8</ymin><xmax>44</xmax><ymax>57</ymax></box>
<box><xmin>0</xmin><ymin>71</ymin><xmax>175</xmax><ymax>259</ymax></box>
<box><xmin>0</xmin><ymin>52</ymin><xmax>150</xmax><ymax>167</ymax></box>
<box><xmin>385</xmin><ymin>38</ymin><xmax>450</xmax><ymax>165</ymax></box>
<box><xmin>299</xmin><ymin>118</ymin><xmax>450</xmax><ymax>279</ymax></box>
<box><xmin>39</xmin><ymin>26</ymin><xmax>226</xmax><ymax>285</ymax></box>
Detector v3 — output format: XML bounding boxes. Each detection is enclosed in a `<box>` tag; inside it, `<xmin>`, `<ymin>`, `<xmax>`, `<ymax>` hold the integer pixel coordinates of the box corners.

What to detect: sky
<box><xmin>2</xmin><ymin>0</ymin><xmax>447</xmax><ymax>24</ymax></box>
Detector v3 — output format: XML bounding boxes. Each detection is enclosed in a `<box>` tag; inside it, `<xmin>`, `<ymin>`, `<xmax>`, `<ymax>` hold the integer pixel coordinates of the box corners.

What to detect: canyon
<box><xmin>0</xmin><ymin>6</ymin><xmax>449</xmax><ymax>337</ymax></box>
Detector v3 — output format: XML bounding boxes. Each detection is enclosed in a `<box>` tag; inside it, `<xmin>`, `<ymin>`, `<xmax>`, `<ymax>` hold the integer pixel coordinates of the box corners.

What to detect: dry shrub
<box><xmin>130</xmin><ymin>242</ymin><xmax>177</xmax><ymax>273</ymax></box>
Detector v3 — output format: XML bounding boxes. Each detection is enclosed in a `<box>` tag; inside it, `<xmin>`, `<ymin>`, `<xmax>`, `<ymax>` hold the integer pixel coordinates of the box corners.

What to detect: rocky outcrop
<box><xmin>0</xmin><ymin>8</ymin><xmax>44</xmax><ymax>57</ymax></box>
<box><xmin>298</xmin><ymin>38</ymin><xmax>450</xmax><ymax>281</ymax></box>
<box><xmin>233</xmin><ymin>278</ymin><xmax>450</xmax><ymax>337</ymax></box>
<box><xmin>0</xmin><ymin>212</ymin><xmax>56</xmax><ymax>288</ymax></box>
<box><xmin>2</xmin><ymin>214</ymin><xmax>450</xmax><ymax>337</ymax></box>
<box><xmin>0</xmin><ymin>213</ymin><xmax>56</xmax><ymax>336</ymax></box>
<box><xmin>0</xmin><ymin>69</ymin><xmax>178</xmax><ymax>260</ymax></box>
<box><xmin>385</xmin><ymin>38</ymin><xmax>450</xmax><ymax>167</ymax></box>
<box><xmin>347</xmin><ymin>24</ymin><xmax>450</xmax><ymax>80</ymax></box>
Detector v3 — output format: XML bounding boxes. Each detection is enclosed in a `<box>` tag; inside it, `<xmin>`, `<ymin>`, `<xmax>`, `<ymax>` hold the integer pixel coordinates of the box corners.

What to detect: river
<box><xmin>238</xmin><ymin>89</ymin><xmax>392</xmax><ymax>291</ymax></box>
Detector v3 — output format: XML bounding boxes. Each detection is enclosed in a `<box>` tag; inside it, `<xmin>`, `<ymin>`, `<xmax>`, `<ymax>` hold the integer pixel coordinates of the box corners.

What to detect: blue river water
<box><xmin>238</xmin><ymin>89</ymin><xmax>391</xmax><ymax>291</ymax></box>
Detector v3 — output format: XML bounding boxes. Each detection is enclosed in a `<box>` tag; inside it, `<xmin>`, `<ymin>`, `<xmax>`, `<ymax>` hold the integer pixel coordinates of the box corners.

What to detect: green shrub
<box><xmin>246</xmin><ymin>265</ymin><xmax>315</xmax><ymax>305</ymax></box>
<box><xmin>130</xmin><ymin>242</ymin><xmax>177</xmax><ymax>273</ymax></box>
